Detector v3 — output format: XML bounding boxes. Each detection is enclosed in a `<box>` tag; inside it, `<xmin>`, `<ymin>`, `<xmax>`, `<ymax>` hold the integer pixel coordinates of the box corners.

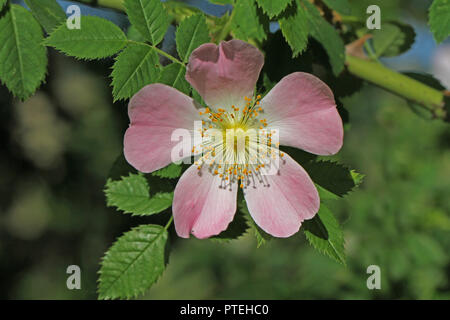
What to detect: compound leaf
<box><xmin>232</xmin><ymin>0</ymin><xmax>268</xmax><ymax>42</ymax></box>
<box><xmin>256</xmin><ymin>0</ymin><xmax>292</xmax><ymax>18</ymax></box>
<box><xmin>371</xmin><ymin>22</ymin><xmax>416</xmax><ymax>57</ymax></box>
<box><xmin>279</xmin><ymin>0</ymin><xmax>309</xmax><ymax>57</ymax></box>
<box><xmin>98</xmin><ymin>224</ymin><xmax>169</xmax><ymax>299</ymax></box>
<box><xmin>24</xmin><ymin>0</ymin><xmax>66</xmax><ymax>33</ymax></box>
<box><xmin>111</xmin><ymin>43</ymin><xmax>160</xmax><ymax>101</ymax></box>
<box><xmin>105</xmin><ymin>173</ymin><xmax>173</xmax><ymax>216</ymax></box>
<box><xmin>152</xmin><ymin>162</ymin><xmax>183</xmax><ymax>179</ymax></box>
<box><xmin>124</xmin><ymin>0</ymin><xmax>170</xmax><ymax>45</ymax></box>
<box><xmin>301</xmin><ymin>0</ymin><xmax>345</xmax><ymax>75</ymax></box>
<box><xmin>175</xmin><ymin>13</ymin><xmax>210</xmax><ymax>63</ymax></box>
<box><xmin>0</xmin><ymin>4</ymin><xmax>47</xmax><ymax>100</ymax></box>
<box><xmin>303</xmin><ymin>205</ymin><xmax>346</xmax><ymax>265</ymax></box>
<box><xmin>44</xmin><ymin>16</ymin><xmax>127</xmax><ymax>60</ymax></box>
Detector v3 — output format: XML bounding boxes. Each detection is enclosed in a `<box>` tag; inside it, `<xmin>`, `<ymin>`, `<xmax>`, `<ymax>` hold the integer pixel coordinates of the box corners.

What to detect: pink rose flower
<box><xmin>124</xmin><ymin>40</ymin><xmax>343</xmax><ymax>239</ymax></box>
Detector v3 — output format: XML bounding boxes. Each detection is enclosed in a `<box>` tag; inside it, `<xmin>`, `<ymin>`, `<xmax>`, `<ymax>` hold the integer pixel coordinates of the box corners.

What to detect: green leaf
<box><xmin>111</xmin><ymin>43</ymin><xmax>160</xmax><ymax>101</ymax></box>
<box><xmin>308</xmin><ymin>161</ymin><xmax>361</xmax><ymax>197</ymax></box>
<box><xmin>108</xmin><ymin>153</ymin><xmax>138</xmax><ymax>181</ymax></box>
<box><xmin>152</xmin><ymin>162</ymin><xmax>183</xmax><ymax>179</ymax></box>
<box><xmin>371</xmin><ymin>22</ymin><xmax>416</xmax><ymax>58</ymax></box>
<box><xmin>44</xmin><ymin>16</ymin><xmax>127</xmax><ymax>60</ymax></box>
<box><xmin>321</xmin><ymin>0</ymin><xmax>351</xmax><ymax>15</ymax></box>
<box><xmin>124</xmin><ymin>0</ymin><xmax>170</xmax><ymax>45</ymax></box>
<box><xmin>283</xmin><ymin>147</ymin><xmax>364</xmax><ymax>197</ymax></box>
<box><xmin>175</xmin><ymin>14</ymin><xmax>210</xmax><ymax>63</ymax></box>
<box><xmin>429</xmin><ymin>0</ymin><xmax>450</xmax><ymax>43</ymax></box>
<box><xmin>157</xmin><ymin>63</ymin><xmax>190</xmax><ymax>95</ymax></box>
<box><xmin>315</xmin><ymin>165</ymin><xmax>364</xmax><ymax>203</ymax></box>
<box><xmin>350</xmin><ymin>170</ymin><xmax>365</xmax><ymax>188</ymax></box>
<box><xmin>301</xmin><ymin>0</ymin><xmax>345</xmax><ymax>75</ymax></box>
<box><xmin>256</xmin><ymin>0</ymin><xmax>292</xmax><ymax>18</ymax></box>
<box><xmin>98</xmin><ymin>224</ymin><xmax>169</xmax><ymax>299</ymax></box>
<box><xmin>239</xmin><ymin>200</ymin><xmax>271</xmax><ymax>247</ymax></box>
<box><xmin>306</xmin><ymin>160</ymin><xmax>362</xmax><ymax>198</ymax></box>
<box><xmin>191</xmin><ymin>87</ymin><xmax>206</xmax><ymax>106</ymax></box>
<box><xmin>212</xmin><ymin>210</ymin><xmax>249</xmax><ymax>242</ymax></box>
<box><xmin>24</xmin><ymin>0</ymin><xmax>66</xmax><ymax>33</ymax></box>
<box><xmin>279</xmin><ymin>0</ymin><xmax>309</xmax><ymax>57</ymax></box>
<box><xmin>105</xmin><ymin>173</ymin><xmax>173</xmax><ymax>216</ymax></box>
<box><xmin>303</xmin><ymin>205</ymin><xmax>346</xmax><ymax>265</ymax></box>
<box><xmin>126</xmin><ymin>25</ymin><xmax>147</xmax><ymax>42</ymax></box>
<box><xmin>316</xmin><ymin>184</ymin><xmax>339</xmax><ymax>202</ymax></box>
<box><xmin>0</xmin><ymin>4</ymin><xmax>47</xmax><ymax>100</ymax></box>
<box><xmin>0</xmin><ymin>0</ymin><xmax>6</xmax><ymax>10</ymax></box>
<box><xmin>231</xmin><ymin>0</ymin><xmax>268</xmax><ymax>42</ymax></box>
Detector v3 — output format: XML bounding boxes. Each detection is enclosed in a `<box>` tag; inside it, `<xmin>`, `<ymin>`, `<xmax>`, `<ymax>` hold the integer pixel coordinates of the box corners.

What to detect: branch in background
<box><xmin>345</xmin><ymin>54</ymin><xmax>447</xmax><ymax>121</ymax></box>
<box><xmin>69</xmin><ymin>0</ymin><xmax>448</xmax><ymax>121</ymax></box>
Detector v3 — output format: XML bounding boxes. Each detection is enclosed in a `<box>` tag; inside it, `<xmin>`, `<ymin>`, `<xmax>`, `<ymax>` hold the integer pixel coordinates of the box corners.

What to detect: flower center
<box><xmin>194</xmin><ymin>95</ymin><xmax>283</xmax><ymax>189</ymax></box>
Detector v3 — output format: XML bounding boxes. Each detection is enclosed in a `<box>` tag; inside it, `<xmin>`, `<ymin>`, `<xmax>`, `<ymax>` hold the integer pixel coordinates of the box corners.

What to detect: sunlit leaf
<box><xmin>0</xmin><ymin>4</ymin><xmax>47</xmax><ymax>99</ymax></box>
<box><xmin>429</xmin><ymin>0</ymin><xmax>450</xmax><ymax>43</ymax></box>
<box><xmin>124</xmin><ymin>0</ymin><xmax>170</xmax><ymax>45</ymax></box>
<box><xmin>301</xmin><ymin>0</ymin><xmax>345</xmax><ymax>75</ymax></box>
<box><xmin>24</xmin><ymin>0</ymin><xmax>66</xmax><ymax>33</ymax></box>
<box><xmin>176</xmin><ymin>14</ymin><xmax>210</xmax><ymax>63</ymax></box>
<box><xmin>279</xmin><ymin>0</ymin><xmax>309</xmax><ymax>57</ymax></box>
<box><xmin>303</xmin><ymin>205</ymin><xmax>346</xmax><ymax>265</ymax></box>
<box><xmin>256</xmin><ymin>0</ymin><xmax>292</xmax><ymax>18</ymax></box>
<box><xmin>111</xmin><ymin>43</ymin><xmax>160</xmax><ymax>101</ymax></box>
<box><xmin>232</xmin><ymin>0</ymin><xmax>268</xmax><ymax>42</ymax></box>
<box><xmin>105</xmin><ymin>173</ymin><xmax>173</xmax><ymax>216</ymax></box>
<box><xmin>152</xmin><ymin>162</ymin><xmax>183</xmax><ymax>179</ymax></box>
<box><xmin>127</xmin><ymin>25</ymin><xmax>147</xmax><ymax>42</ymax></box>
<box><xmin>44</xmin><ymin>16</ymin><xmax>127</xmax><ymax>60</ymax></box>
<box><xmin>371</xmin><ymin>22</ymin><xmax>416</xmax><ymax>57</ymax></box>
<box><xmin>98</xmin><ymin>224</ymin><xmax>169</xmax><ymax>299</ymax></box>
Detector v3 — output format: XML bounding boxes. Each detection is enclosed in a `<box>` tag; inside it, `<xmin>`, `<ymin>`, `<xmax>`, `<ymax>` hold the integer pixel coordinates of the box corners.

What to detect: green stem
<box><xmin>346</xmin><ymin>54</ymin><xmax>447</xmax><ymax>120</ymax></box>
<box><xmin>164</xmin><ymin>215</ymin><xmax>173</xmax><ymax>230</ymax></box>
<box><xmin>127</xmin><ymin>40</ymin><xmax>185</xmax><ymax>66</ymax></box>
<box><xmin>71</xmin><ymin>1</ymin><xmax>448</xmax><ymax>121</ymax></box>
<box><xmin>152</xmin><ymin>45</ymin><xmax>184</xmax><ymax>66</ymax></box>
<box><xmin>364</xmin><ymin>42</ymin><xmax>378</xmax><ymax>61</ymax></box>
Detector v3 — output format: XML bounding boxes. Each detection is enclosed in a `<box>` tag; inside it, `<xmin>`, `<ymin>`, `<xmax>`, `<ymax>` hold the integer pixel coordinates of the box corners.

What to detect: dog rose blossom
<box><xmin>124</xmin><ymin>40</ymin><xmax>343</xmax><ymax>239</ymax></box>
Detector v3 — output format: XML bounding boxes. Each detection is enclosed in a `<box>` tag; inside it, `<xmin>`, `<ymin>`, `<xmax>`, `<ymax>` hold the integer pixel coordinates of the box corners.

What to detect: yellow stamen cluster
<box><xmin>194</xmin><ymin>94</ymin><xmax>280</xmax><ymax>189</ymax></box>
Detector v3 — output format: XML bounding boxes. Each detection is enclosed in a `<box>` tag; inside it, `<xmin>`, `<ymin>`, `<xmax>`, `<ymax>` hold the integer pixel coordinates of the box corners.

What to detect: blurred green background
<box><xmin>0</xmin><ymin>0</ymin><xmax>449</xmax><ymax>299</ymax></box>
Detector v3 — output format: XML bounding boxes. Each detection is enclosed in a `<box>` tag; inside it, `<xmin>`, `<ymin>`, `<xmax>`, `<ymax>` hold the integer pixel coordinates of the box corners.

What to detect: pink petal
<box><xmin>261</xmin><ymin>72</ymin><xmax>343</xmax><ymax>155</ymax></box>
<box><xmin>124</xmin><ymin>84</ymin><xmax>200</xmax><ymax>173</ymax></box>
<box><xmin>244</xmin><ymin>153</ymin><xmax>319</xmax><ymax>238</ymax></box>
<box><xmin>173</xmin><ymin>165</ymin><xmax>238</xmax><ymax>239</ymax></box>
<box><xmin>186</xmin><ymin>40</ymin><xmax>264</xmax><ymax>110</ymax></box>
